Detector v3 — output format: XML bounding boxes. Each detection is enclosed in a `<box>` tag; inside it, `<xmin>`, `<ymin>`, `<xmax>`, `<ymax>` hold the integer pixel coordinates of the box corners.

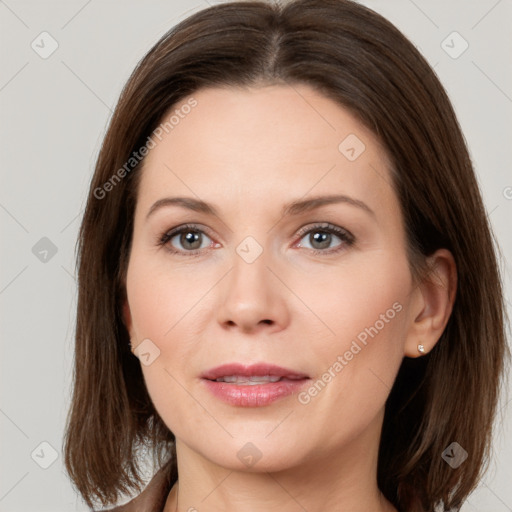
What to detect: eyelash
<box><xmin>157</xmin><ymin>222</ymin><xmax>355</xmax><ymax>257</ymax></box>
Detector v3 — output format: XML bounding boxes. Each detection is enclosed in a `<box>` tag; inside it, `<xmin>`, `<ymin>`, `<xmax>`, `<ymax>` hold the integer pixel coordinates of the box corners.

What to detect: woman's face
<box><xmin>123</xmin><ymin>84</ymin><xmax>422</xmax><ymax>472</ymax></box>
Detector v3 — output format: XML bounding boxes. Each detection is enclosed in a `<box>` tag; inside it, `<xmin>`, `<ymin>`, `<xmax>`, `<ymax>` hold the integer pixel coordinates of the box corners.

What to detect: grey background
<box><xmin>0</xmin><ymin>0</ymin><xmax>511</xmax><ymax>510</ymax></box>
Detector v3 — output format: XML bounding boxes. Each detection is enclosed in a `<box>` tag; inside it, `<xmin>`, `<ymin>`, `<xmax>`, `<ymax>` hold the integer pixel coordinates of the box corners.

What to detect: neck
<box><xmin>163</xmin><ymin>412</ymin><xmax>397</xmax><ymax>512</ymax></box>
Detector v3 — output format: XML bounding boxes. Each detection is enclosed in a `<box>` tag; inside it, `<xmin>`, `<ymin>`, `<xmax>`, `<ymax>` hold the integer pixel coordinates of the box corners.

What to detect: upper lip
<box><xmin>201</xmin><ymin>363</ymin><xmax>309</xmax><ymax>381</ymax></box>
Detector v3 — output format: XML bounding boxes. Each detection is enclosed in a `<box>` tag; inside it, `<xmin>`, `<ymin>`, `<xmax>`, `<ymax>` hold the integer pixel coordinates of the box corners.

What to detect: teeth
<box><xmin>214</xmin><ymin>375</ymin><xmax>282</xmax><ymax>384</ymax></box>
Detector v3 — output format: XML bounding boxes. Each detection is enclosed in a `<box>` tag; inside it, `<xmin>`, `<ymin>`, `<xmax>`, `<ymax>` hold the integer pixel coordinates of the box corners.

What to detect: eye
<box><xmin>157</xmin><ymin>222</ymin><xmax>355</xmax><ymax>257</ymax></box>
<box><xmin>158</xmin><ymin>224</ymin><xmax>216</xmax><ymax>256</ymax></box>
<box><xmin>295</xmin><ymin>223</ymin><xmax>355</xmax><ymax>255</ymax></box>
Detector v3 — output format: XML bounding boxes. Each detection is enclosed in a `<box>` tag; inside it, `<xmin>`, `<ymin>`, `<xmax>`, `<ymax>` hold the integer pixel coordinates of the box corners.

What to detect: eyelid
<box><xmin>295</xmin><ymin>222</ymin><xmax>354</xmax><ymax>243</ymax></box>
<box><xmin>160</xmin><ymin>223</ymin><xmax>214</xmax><ymax>241</ymax></box>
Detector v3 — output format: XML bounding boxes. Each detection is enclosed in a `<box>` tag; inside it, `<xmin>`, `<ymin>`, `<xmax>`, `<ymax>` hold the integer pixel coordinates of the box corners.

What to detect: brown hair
<box><xmin>63</xmin><ymin>1</ymin><xmax>509</xmax><ymax>510</ymax></box>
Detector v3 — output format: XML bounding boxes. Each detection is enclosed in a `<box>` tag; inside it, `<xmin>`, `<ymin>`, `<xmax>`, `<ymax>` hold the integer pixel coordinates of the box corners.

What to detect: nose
<box><xmin>216</xmin><ymin>244</ymin><xmax>290</xmax><ymax>335</ymax></box>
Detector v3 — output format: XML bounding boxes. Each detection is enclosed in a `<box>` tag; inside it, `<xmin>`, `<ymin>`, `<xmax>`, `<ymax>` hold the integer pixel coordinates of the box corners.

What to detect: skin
<box><xmin>122</xmin><ymin>84</ymin><xmax>457</xmax><ymax>512</ymax></box>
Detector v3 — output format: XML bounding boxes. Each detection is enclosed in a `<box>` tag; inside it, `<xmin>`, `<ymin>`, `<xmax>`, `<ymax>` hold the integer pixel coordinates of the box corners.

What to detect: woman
<box><xmin>63</xmin><ymin>1</ymin><xmax>509</xmax><ymax>511</ymax></box>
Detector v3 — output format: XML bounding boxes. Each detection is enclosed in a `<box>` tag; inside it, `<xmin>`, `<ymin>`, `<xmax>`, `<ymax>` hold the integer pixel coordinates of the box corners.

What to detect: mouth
<box><xmin>201</xmin><ymin>362</ymin><xmax>309</xmax><ymax>381</ymax></box>
<box><xmin>210</xmin><ymin>375</ymin><xmax>304</xmax><ymax>384</ymax></box>
<box><xmin>200</xmin><ymin>363</ymin><xmax>310</xmax><ymax>407</ymax></box>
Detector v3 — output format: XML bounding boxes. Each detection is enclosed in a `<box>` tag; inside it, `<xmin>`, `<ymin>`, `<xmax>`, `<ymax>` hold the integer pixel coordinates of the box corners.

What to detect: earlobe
<box><xmin>404</xmin><ymin>248</ymin><xmax>457</xmax><ymax>358</ymax></box>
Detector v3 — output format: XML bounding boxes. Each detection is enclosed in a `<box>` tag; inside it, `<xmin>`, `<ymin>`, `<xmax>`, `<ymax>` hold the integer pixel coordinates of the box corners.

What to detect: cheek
<box><xmin>126</xmin><ymin>252</ymin><xmax>200</xmax><ymax>340</ymax></box>
<box><xmin>125</xmin><ymin>256</ymin><xmax>214</xmax><ymax>426</ymax></box>
<box><xmin>126</xmin><ymin>267</ymin><xmax>204</xmax><ymax>437</ymax></box>
<box><xmin>292</xmin><ymin>253</ymin><xmax>411</xmax><ymax>421</ymax></box>
<box><xmin>293</xmin><ymin>251</ymin><xmax>411</xmax><ymax>357</ymax></box>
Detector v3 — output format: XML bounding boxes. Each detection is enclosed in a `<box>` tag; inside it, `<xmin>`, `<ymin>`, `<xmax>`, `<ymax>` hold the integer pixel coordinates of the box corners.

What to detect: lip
<box><xmin>201</xmin><ymin>363</ymin><xmax>309</xmax><ymax>381</ymax></box>
<box><xmin>200</xmin><ymin>363</ymin><xmax>310</xmax><ymax>407</ymax></box>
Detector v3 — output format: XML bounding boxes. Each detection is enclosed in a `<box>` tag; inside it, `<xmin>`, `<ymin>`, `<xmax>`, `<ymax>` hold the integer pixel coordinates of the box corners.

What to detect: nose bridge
<box><xmin>230</xmin><ymin>234</ymin><xmax>270</xmax><ymax>300</ymax></box>
<box><xmin>216</xmin><ymin>232</ymin><xmax>288</xmax><ymax>332</ymax></box>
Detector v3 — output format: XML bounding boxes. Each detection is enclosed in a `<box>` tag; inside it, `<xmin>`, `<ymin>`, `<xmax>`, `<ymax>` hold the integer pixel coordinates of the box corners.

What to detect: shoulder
<box><xmin>98</xmin><ymin>459</ymin><xmax>173</xmax><ymax>512</ymax></box>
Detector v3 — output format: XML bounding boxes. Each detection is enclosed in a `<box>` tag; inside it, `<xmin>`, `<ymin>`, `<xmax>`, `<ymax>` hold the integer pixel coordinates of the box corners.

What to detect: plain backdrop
<box><xmin>0</xmin><ymin>1</ymin><xmax>511</xmax><ymax>510</ymax></box>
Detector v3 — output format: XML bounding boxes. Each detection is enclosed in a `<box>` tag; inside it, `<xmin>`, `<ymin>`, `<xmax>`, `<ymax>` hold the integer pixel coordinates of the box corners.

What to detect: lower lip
<box><xmin>202</xmin><ymin>378</ymin><xmax>310</xmax><ymax>407</ymax></box>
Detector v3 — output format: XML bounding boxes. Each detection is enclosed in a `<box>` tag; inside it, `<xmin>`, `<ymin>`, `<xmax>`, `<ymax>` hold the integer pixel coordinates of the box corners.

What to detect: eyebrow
<box><xmin>145</xmin><ymin>194</ymin><xmax>375</xmax><ymax>221</ymax></box>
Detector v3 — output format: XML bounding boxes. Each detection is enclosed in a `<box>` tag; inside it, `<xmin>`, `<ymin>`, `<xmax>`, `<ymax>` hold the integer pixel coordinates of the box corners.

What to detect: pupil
<box><xmin>182</xmin><ymin>231</ymin><xmax>201</xmax><ymax>250</ymax></box>
<box><xmin>312</xmin><ymin>231</ymin><xmax>330</xmax><ymax>249</ymax></box>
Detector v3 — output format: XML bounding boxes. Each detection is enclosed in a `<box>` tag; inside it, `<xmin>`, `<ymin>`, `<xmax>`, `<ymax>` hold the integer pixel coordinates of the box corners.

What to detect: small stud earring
<box><xmin>417</xmin><ymin>344</ymin><xmax>425</xmax><ymax>354</ymax></box>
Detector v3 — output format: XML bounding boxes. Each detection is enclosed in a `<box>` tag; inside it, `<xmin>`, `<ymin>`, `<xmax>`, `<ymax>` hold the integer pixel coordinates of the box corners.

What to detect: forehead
<box><xmin>136</xmin><ymin>84</ymin><xmax>397</xmax><ymax>219</ymax></box>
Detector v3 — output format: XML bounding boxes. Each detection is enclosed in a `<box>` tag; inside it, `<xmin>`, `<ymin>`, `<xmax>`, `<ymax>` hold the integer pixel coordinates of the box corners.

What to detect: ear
<box><xmin>404</xmin><ymin>248</ymin><xmax>457</xmax><ymax>358</ymax></box>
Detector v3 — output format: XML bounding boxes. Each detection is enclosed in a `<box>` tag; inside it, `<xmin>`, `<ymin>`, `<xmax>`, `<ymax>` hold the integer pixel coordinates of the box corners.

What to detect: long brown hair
<box><xmin>63</xmin><ymin>1</ymin><xmax>509</xmax><ymax>510</ymax></box>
